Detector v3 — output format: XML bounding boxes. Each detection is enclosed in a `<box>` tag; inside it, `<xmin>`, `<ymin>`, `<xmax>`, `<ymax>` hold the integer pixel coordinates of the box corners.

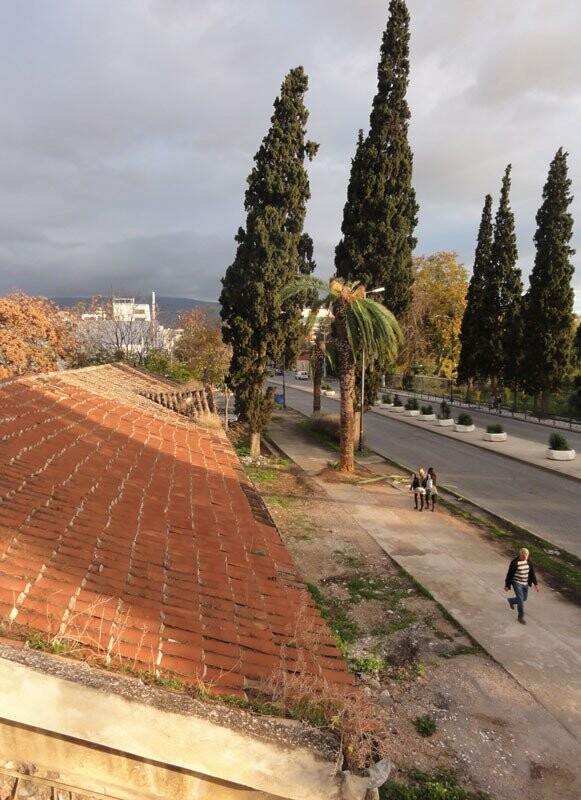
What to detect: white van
<box><xmin>294</xmin><ymin>370</ymin><xmax>309</xmax><ymax>380</ymax></box>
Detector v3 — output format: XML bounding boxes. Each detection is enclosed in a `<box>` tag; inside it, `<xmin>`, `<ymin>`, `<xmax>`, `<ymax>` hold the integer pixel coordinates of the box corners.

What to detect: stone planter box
<box><xmin>454</xmin><ymin>423</ymin><xmax>475</xmax><ymax>432</ymax></box>
<box><xmin>391</xmin><ymin>406</ymin><xmax>405</xmax><ymax>413</ymax></box>
<box><xmin>546</xmin><ymin>448</ymin><xmax>576</xmax><ymax>461</ymax></box>
<box><xmin>436</xmin><ymin>417</ymin><xmax>453</xmax><ymax>426</ymax></box>
<box><xmin>418</xmin><ymin>413</ymin><xmax>436</xmax><ymax>421</ymax></box>
<box><xmin>484</xmin><ymin>432</ymin><xmax>507</xmax><ymax>442</ymax></box>
<box><xmin>404</xmin><ymin>409</ymin><xmax>420</xmax><ymax>417</ymax></box>
<box><xmin>322</xmin><ymin>390</ymin><xmax>336</xmax><ymax>397</ymax></box>
<box><xmin>379</xmin><ymin>402</ymin><xmax>394</xmax><ymax>409</ymax></box>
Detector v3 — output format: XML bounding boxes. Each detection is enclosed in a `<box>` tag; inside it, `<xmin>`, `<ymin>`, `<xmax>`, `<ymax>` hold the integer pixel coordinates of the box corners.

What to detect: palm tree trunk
<box><xmin>335</xmin><ymin>311</ymin><xmax>356</xmax><ymax>473</ymax></box>
<box><xmin>249</xmin><ymin>430</ymin><xmax>261</xmax><ymax>459</ymax></box>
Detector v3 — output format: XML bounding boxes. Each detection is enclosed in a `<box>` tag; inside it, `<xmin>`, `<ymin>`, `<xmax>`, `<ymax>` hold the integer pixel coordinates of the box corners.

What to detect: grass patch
<box><xmin>441</xmin><ymin>644</ymin><xmax>482</xmax><ymax>659</ymax></box>
<box><xmin>246</xmin><ymin>466</ymin><xmax>280</xmax><ymax>483</ymax></box>
<box><xmin>306</xmin><ymin>582</ymin><xmax>360</xmax><ymax>650</ymax></box>
<box><xmin>380</xmin><ymin>768</ymin><xmax>490</xmax><ymax>800</ymax></box>
<box><xmin>346</xmin><ymin>575</ymin><xmax>393</xmax><ymax>603</ymax></box>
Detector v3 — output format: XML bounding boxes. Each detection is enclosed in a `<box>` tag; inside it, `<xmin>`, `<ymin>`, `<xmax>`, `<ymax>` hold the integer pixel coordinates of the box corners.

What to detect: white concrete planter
<box><xmin>379</xmin><ymin>402</ymin><xmax>394</xmax><ymax>409</ymax></box>
<box><xmin>404</xmin><ymin>409</ymin><xmax>420</xmax><ymax>417</ymax></box>
<box><xmin>546</xmin><ymin>448</ymin><xmax>576</xmax><ymax>460</ymax></box>
<box><xmin>484</xmin><ymin>432</ymin><xmax>507</xmax><ymax>442</ymax></box>
<box><xmin>322</xmin><ymin>390</ymin><xmax>336</xmax><ymax>397</ymax></box>
<box><xmin>436</xmin><ymin>417</ymin><xmax>453</xmax><ymax>426</ymax></box>
<box><xmin>418</xmin><ymin>413</ymin><xmax>436</xmax><ymax>421</ymax></box>
<box><xmin>454</xmin><ymin>423</ymin><xmax>475</xmax><ymax>432</ymax></box>
<box><xmin>391</xmin><ymin>406</ymin><xmax>405</xmax><ymax>413</ymax></box>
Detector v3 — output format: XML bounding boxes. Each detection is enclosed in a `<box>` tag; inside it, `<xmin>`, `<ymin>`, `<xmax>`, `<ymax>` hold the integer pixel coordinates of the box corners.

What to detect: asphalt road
<box><xmin>273</xmin><ymin>377</ymin><xmax>580</xmax><ymax>557</ymax></box>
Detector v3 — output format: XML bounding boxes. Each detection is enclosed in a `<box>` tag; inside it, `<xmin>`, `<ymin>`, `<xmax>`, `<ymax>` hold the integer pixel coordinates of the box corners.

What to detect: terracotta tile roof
<box><xmin>0</xmin><ymin>364</ymin><xmax>352</xmax><ymax>696</ymax></box>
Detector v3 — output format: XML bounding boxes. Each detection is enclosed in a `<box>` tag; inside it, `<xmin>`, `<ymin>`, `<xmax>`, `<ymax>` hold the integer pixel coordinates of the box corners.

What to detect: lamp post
<box><xmin>358</xmin><ymin>287</ymin><xmax>384</xmax><ymax>453</ymax></box>
<box><xmin>282</xmin><ymin>355</ymin><xmax>286</xmax><ymax>410</ymax></box>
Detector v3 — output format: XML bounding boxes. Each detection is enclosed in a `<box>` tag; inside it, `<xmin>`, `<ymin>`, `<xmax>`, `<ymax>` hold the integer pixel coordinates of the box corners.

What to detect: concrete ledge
<box><xmin>0</xmin><ymin>649</ymin><xmax>367</xmax><ymax>800</ymax></box>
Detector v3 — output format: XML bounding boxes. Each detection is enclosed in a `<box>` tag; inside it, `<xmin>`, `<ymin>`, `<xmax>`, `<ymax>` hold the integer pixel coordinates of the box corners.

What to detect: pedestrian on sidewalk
<box><xmin>425</xmin><ymin>467</ymin><xmax>437</xmax><ymax>511</ymax></box>
<box><xmin>410</xmin><ymin>468</ymin><xmax>426</xmax><ymax>511</ymax></box>
<box><xmin>504</xmin><ymin>547</ymin><xmax>539</xmax><ymax>625</ymax></box>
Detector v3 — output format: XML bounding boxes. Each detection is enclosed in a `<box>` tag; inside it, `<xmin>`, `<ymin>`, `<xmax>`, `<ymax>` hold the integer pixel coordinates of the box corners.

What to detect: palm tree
<box><xmin>283</xmin><ymin>277</ymin><xmax>402</xmax><ymax>472</ymax></box>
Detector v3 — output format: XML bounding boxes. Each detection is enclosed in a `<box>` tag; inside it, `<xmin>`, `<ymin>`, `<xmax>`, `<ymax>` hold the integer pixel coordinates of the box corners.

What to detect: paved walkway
<box><xmin>266</xmin><ymin>412</ymin><xmax>581</xmax><ymax>743</ymax></box>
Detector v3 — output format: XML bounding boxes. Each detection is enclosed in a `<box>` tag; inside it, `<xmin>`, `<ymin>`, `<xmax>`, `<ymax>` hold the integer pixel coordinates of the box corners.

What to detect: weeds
<box><xmin>413</xmin><ymin>714</ymin><xmax>437</xmax><ymax>737</ymax></box>
<box><xmin>380</xmin><ymin>768</ymin><xmax>490</xmax><ymax>799</ymax></box>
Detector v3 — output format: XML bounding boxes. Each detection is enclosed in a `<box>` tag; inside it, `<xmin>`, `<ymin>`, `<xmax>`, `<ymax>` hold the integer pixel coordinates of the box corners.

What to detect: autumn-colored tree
<box><xmin>0</xmin><ymin>292</ymin><xmax>74</xmax><ymax>378</ymax></box>
<box><xmin>174</xmin><ymin>309</ymin><xmax>232</xmax><ymax>387</ymax></box>
<box><xmin>398</xmin><ymin>252</ymin><xmax>468</xmax><ymax>377</ymax></box>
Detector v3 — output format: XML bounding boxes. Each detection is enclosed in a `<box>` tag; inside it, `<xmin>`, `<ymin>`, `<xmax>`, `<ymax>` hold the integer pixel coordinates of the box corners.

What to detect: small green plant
<box><xmin>438</xmin><ymin>400</ymin><xmax>451</xmax><ymax>419</ymax></box>
<box><xmin>413</xmin><ymin>714</ymin><xmax>437</xmax><ymax>737</ymax></box>
<box><xmin>382</xmin><ymin>392</ymin><xmax>392</xmax><ymax>404</ymax></box>
<box><xmin>456</xmin><ymin>412</ymin><xmax>473</xmax><ymax>426</ymax></box>
<box><xmin>405</xmin><ymin>397</ymin><xmax>419</xmax><ymax>411</ymax></box>
<box><xmin>321</xmin><ymin>382</ymin><xmax>332</xmax><ymax>391</ymax></box>
<box><xmin>549</xmin><ymin>431</ymin><xmax>570</xmax><ymax>451</ymax></box>
<box><xmin>380</xmin><ymin>768</ymin><xmax>488</xmax><ymax>800</ymax></box>
<box><xmin>486</xmin><ymin>422</ymin><xmax>504</xmax><ymax>434</ymax></box>
<box><xmin>420</xmin><ymin>404</ymin><xmax>433</xmax><ymax>415</ymax></box>
<box><xmin>351</xmin><ymin>653</ymin><xmax>385</xmax><ymax>674</ymax></box>
<box><xmin>393</xmin><ymin>394</ymin><xmax>403</xmax><ymax>407</ymax></box>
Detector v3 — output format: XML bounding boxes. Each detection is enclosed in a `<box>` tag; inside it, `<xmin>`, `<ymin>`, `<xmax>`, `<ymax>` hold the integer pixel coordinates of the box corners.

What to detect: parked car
<box><xmin>275</xmin><ymin>368</ymin><xmax>284</xmax><ymax>375</ymax></box>
<box><xmin>294</xmin><ymin>370</ymin><xmax>309</xmax><ymax>380</ymax></box>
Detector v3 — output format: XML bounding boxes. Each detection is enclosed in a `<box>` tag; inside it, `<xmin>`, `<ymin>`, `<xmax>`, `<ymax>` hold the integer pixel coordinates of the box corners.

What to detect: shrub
<box><xmin>321</xmin><ymin>383</ymin><xmax>332</xmax><ymax>391</ymax></box>
<box><xmin>456</xmin><ymin>412</ymin><xmax>473</xmax><ymax>426</ymax></box>
<box><xmin>420</xmin><ymin>405</ymin><xmax>433</xmax><ymax>415</ymax></box>
<box><xmin>382</xmin><ymin>392</ymin><xmax>392</xmax><ymax>404</ymax></box>
<box><xmin>438</xmin><ymin>400</ymin><xmax>451</xmax><ymax>419</ymax></box>
<box><xmin>549</xmin><ymin>431</ymin><xmax>570</xmax><ymax>451</ymax></box>
<box><xmin>307</xmin><ymin>414</ymin><xmax>341</xmax><ymax>443</ymax></box>
<box><xmin>413</xmin><ymin>714</ymin><xmax>437</xmax><ymax>737</ymax></box>
<box><xmin>487</xmin><ymin>422</ymin><xmax>504</xmax><ymax>434</ymax></box>
<box><xmin>393</xmin><ymin>394</ymin><xmax>403</xmax><ymax>407</ymax></box>
<box><xmin>405</xmin><ymin>397</ymin><xmax>419</xmax><ymax>410</ymax></box>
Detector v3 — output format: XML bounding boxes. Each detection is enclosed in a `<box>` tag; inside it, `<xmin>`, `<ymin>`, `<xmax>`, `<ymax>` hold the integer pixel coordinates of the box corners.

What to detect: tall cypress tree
<box><xmin>335</xmin><ymin>0</ymin><xmax>417</xmax><ymax>408</ymax></box>
<box><xmin>220</xmin><ymin>67</ymin><xmax>318</xmax><ymax>456</ymax></box>
<box><xmin>457</xmin><ymin>194</ymin><xmax>493</xmax><ymax>389</ymax></box>
<box><xmin>335</xmin><ymin>0</ymin><xmax>418</xmax><ymax>316</ymax></box>
<box><xmin>523</xmin><ymin>148</ymin><xmax>575</xmax><ymax>413</ymax></box>
<box><xmin>478</xmin><ymin>166</ymin><xmax>519</xmax><ymax>390</ymax></box>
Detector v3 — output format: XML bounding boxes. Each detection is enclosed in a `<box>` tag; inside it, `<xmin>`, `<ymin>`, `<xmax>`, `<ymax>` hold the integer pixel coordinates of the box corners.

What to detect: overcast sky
<box><xmin>0</xmin><ymin>0</ymin><xmax>579</xmax><ymax>309</ymax></box>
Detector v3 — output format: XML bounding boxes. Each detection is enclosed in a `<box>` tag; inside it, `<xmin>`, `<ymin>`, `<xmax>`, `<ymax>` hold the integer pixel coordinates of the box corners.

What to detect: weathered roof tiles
<box><xmin>0</xmin><ymin>364</ymin><xmax>352</xmax><ymax>696</ymax></box>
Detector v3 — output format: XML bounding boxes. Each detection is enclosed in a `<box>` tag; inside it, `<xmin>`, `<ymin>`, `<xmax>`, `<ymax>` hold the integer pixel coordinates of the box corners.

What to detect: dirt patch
<box><xmin>240</xmin><ymin>432</ymin><xmax>581</xmax><ymax>800</ymax></box>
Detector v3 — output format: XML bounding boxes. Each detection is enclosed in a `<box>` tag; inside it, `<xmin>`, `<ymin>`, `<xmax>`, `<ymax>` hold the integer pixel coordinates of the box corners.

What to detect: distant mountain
<box><xmin>51</xmin><ymin>296</ymin><xmax>220</xmax><ymax>327</ymax></box>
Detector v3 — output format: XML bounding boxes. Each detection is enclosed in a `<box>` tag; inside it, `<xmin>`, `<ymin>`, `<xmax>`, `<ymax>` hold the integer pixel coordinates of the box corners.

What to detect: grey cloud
<box><xmin>0</xmin><ymin>1</ymin><xmax>578</xmax><ymax>309</ymax></box>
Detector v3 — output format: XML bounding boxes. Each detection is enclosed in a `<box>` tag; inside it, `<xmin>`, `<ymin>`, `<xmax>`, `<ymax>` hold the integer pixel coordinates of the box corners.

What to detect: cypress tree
<box><xmin>220</xmin><ymin>67</ymin><xmax>318</xmax><ymax>456</ymax></box>
<box><xmin>335</xmin><ymin>0</ymin><xmax>418</xmax><ymax>407</ymax></box>
<box><xmin>335</xmin><ymin>0</ymin><xmax>418</xmax><ymax>316</ymax></box>
<box><xmin>478</xmin><ymin>166</ymin><xmax>520</xmax><ymax>391</ymax></box>
<box><xmin>523</xmin><ymin>148</ymin><xmax>575</xmax><ymax>413</ymax></box>
<box><xmin>457</xmin><ymin>194</ymin><xmax>493</xmax><ymax>390</ymax></box>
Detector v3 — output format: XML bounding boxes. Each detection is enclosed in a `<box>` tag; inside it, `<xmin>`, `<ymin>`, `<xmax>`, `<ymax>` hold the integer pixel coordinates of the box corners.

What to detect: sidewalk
<box><xmin>266</xmin><ymin>412</ymin><xmax>581</xmax><ymax>743</ymax></box>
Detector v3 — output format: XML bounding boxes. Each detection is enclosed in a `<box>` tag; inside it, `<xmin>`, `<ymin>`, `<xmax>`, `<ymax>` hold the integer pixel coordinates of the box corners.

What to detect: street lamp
<box><xmin>358</xmin><ymin>287</ymin><xmax>384</xmax><ymax>452</ymax></box>
<box><xmin>282</xmin><ymin>354</ymin><xmax>286</xmax><ymax>410</ymax></box>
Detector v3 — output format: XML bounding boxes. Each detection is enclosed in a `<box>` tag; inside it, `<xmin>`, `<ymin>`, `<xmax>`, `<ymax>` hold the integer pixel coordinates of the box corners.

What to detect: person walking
<box><xmin>409</xmin><ymin>468</ymin><xmax>426</xmax><ymax>511</ymax></box>
<box><xmin>425</xmin><ymin>467</ymin><xmax>437</xmax><ymax>511</ymax></box>
<box><xmin>504</xmin><ymin>547</ymin><xmax>539</xmax><ymax>625</ymax></box>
